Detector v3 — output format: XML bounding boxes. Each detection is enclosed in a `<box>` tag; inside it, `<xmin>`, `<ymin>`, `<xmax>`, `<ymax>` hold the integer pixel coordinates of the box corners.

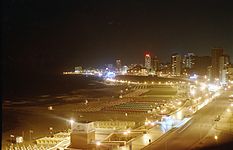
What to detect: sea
<box><xmin>2</xmin><ymin>73</ymin><xmax>105</xmax><ymax>101</ymax></box>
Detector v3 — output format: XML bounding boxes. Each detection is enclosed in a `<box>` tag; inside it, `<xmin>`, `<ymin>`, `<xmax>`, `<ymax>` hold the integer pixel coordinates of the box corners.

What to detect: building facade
<box><xmin>211</xmin><ymin>48</ymin><xmax>223</xmax><ymax>80</ymax></box>
<box><xmin>193</xmin><ymin>56</ymin><xmax>211</xmax><ymax>76</ymax></box>
<box><xmin>151</xmin><ymin>56</ymin><xmax>159</xmax><ymax>74</ymax></box>
<box><xmin>145</xmin><ymin>53</ymin><xmax>152</xmax><ymax>70</ymax></box>
<box><xmin>183</xmin><ymin>53</ymin><xmax>195</xmax><ymax>69</ymax></box>
<box><xmin>70</xmin><ymin>121</ymin><xmax>95</xmax><ymax>149</ymax></box>
<box><xmin>171</xmin><ymin>53</ymin><xmax>182</xmax><ymax>76</ymax></box>
<box><xmin>127</xmin><ymin>65</ymin><xmax>147</xmax><ymax>75</ymax></box>
<box><xmin>219</xmin><ymin>55</ymin><xmax>230</xmax><ymax>84</ymax></box>
<box><xmin>116</xmin><ymin>59</ymin><xmax>122</xmax><ymax>72</ymax></box>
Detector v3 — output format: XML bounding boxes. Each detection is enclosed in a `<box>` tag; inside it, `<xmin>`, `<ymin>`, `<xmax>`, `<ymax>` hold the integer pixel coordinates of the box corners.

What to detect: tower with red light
<box><xmin>145</xmin><ymin>53</ymin><xmax>152</xmax><ymax>70</ymax></box>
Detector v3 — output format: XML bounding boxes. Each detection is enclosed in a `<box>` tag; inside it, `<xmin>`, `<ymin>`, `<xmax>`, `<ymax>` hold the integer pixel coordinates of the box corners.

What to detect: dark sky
<box><xmin>2</xmin><ymin>0</ymin><xmax>233</xmax><ymax>74</ymax></box>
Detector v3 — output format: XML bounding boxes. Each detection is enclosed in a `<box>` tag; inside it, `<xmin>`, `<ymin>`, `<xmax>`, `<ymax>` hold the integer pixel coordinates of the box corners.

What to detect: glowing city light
<box><xmin>190</xmin><ymin>74</ymin><xmax>198</xmax><ymax>80</ymax></box>
<box><xmin>96</xmin><ymin>141</ymin><xmax>101</xmax><ymax>146</ymax></box>
<box><xmin>190</xmin><ymin>89</ymin><xmax>196</xmax><ymax>96</ymax></box>
<box><xmin>123</xmin><ymin>130</ymin><xmax>131</xmax><ymax>135</ymax></box>
<box><xmin>150</xmin><ymin>122</ymin><xmax>155</xmax><ymax>126</ymax></box>
<box><xmin>200</xmin><ymin>83</ymin><xmax>207</xmax><ymax>90</ymax></box>
<box><xmin>127</xmin><ymin>129</ymin><xmax>131</xmax><ymax>134</ymax></box>
<box><xmin>208</xmin><ymin>84</ymin><xmax>220</xmax><ymax>92</ymax></box>
<box><xmin>142</xmin><ymin>134</ymin><xmax>152</xmax><ymax>144</ymax></box>
<box><xmin>69</xmin><ymin>119</ymin><xmax>75</xmax><ymax>125</ymax></box>
<box><xmin>214</xmin><ymin>135</ymin><xmax>218</xmax><ymax>140</ymax></box>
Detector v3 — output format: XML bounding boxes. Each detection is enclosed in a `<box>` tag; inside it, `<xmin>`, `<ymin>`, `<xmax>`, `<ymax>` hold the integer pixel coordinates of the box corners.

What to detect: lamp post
<box><xmin>49</xmin><ymin>127</ymin><xmax>53</xmax><ymax>137</ymax></box>
<box><xmin>214</xmin><ymin>135</ymin><xmax>218</xmax><ymax>145</ymax></box>
<box><xmin>96</xmin><ymin>141</ymin><xmax>101</xmax><ymax>150</ymax></box>
<box><xmin>69</xmin><ymin>119</ymin><xmax>75</xmax><ymax>132</ymax></box>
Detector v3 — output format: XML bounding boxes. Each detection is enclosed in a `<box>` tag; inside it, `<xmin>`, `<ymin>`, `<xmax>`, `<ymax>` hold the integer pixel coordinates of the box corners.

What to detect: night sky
<box><xmin>2</xmin><ymin>0</ymin><xmax>233</xmax><ymax>75</ymax></box>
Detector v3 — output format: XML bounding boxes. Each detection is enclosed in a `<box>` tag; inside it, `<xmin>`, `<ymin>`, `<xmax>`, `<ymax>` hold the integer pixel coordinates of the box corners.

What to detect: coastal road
<box><xmin>143</xmin><ymin>90</ymin><xmax>232</xmax><ymax>150</ymax></box>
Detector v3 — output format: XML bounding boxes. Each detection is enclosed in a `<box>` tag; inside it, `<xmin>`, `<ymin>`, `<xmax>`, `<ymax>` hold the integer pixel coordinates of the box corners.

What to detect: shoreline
<box><xmin>2</xmin><ymin>76</ymin><xmax>185</xmax><ymax>149</ymax></box>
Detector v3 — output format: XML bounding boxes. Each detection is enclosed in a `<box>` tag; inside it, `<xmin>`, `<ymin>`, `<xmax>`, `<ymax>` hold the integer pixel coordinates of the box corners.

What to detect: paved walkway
<box><xmin>190</xmin><ymin>104</ymin><xmax>233</xmax><ymax>149</ymax></box>
<box><xmin>130</xmin><ymin>126</ymin><xmax>163</xmax><ymax>150</ymax></box>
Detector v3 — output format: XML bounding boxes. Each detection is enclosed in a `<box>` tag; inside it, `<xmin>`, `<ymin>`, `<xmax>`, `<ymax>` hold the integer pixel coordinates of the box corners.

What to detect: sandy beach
<box><xmin>2</xmin><ymin>75</ymin><xmax>182</xmax><ymax>149</ymax></box>
<box><xmin>2</xmin><ymin>77</ymin><xmax>128</xmax><ymax>149</ymax></box>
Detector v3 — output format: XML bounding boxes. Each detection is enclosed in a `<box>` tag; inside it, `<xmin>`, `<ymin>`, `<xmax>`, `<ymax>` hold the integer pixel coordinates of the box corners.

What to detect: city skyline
<box><xmin>2</xmin><ymin>0</ymin><xmax>233</xmax><ymax>75</ymax></box>
<box><xmin>2</xmin><ymin>1</ymin><xmax>233</xmax><ymax>149</ymax></box>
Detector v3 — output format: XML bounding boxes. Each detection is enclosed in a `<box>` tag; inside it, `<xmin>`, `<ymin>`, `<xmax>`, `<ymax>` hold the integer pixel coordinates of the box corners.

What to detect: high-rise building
<box><xmin>159</xmin><ymin>63</ymin><xmax>171</xmax><ymax>75</ymax></box>
<box><xmin>171</xmin><ymin>53</ymin><xmax>182</xmax><ymax>76</ymax></box>
<box><xmin>207</xmin><ymin>66</ymin><xmax>212</xmax><ymax>80</ymax></box>
<box><xmin>219</xmin><ymin>55</ymin><xmax>230</xmax><ymax>84</ymax></box>
<box><xmin>228</xmin><ymin>67</ymin><xmax>233</xmax><ymax>81</ymax></box>
<box><xmin>193</xmin><ymin>56</ymin><xmax>211</xmax><ymax>75</ymax></box>
<box><xmin>145</xmin><ymin>53</ymin><xmax>152</xmax><ymax>70</ymax></box>
<box><xmin>152</xmin><ymin>56</ymin><xmax>159</xmax><ymax>73</ymax></box>
<box><xmin>182</xmin><ymin>53</ymin><xmax>195</xmax><ymax>75</ymax></box>
<box><xmin>183</xmin><ymin>53</ymin><xmax>195</xmax><ymax>69</ymax></box>
<box><xmin>211</xmin><ymin>48</ymin><xmax>223</xmax><ymax>80</ymax></box>
<box><xmin>115</xmin><ymin>59</ymin><xmax>122</xmax><ymax>72</ymax></box>
<box><xmin>221</xmin><ymin>54</ymin><xmax>231</xmax><ymax>66</ymax></box>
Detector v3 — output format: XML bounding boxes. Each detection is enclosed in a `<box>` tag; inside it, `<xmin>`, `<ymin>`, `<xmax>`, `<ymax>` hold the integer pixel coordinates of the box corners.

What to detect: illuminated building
<box><xmin>182</xmin><ymin>53</ymin><xmax>195</xmax><ymax>75</ymax></box>
<box><xmin>116</xmin><ymin>59</ymin><xmax>122</xmax><ymax>72</ymax></box>
<box><xmin>207</xmin><ymin>66</ymin><xmax>212</xmax><ymax>79</ymax></box>
<box><xmin>105</xmin><ymin>64</ymin><xmax>113</xmax><ymax>71</ymax></box>
<box><xmin>128</xmin><ymin>64</ymin><xmax>137</xmax><ymax>69</ymax></box>
<box><xmin>211</xmin><ymin>48</ymin><xmax>223</xmax><ymax>80</ymax></box>
<box><xmin>183</xmin><ymin>53</ymin><xmax>195</xmax><ymax>69</ymax></box>
<box><xmin>159</xmin><ymin>63</ymin><xmax>171</xmax><ymax>75</ymax></box>
<box><xmin>171</xmin><ymin>53</ymin><xmax>182</xmax><ymax>76</ymax></box>
<box><xmin>228</xmin><ymin>67</ymin><xmax>233</xmax><ymax>81</ymax></box>
<box><xmin>70</xmin><ymin>121</ymin><xmax>95</xmax><ymax>149</ymax></box>
<box><xmin>75</xmin><ymin>66</ymin><xmax>83</xmax><ymax>73</ymax></box>
<box><xmin>219</xmin><ymin>55</ymin><xmax>230</xmax><ymax>84</ymax></box>
<box><xmin>145</xmin><ymin>53</ymin><xmax>152</xmax><ymax>70</ymax></box>
<box><xmin>127</xmin><ymin>65</ymin><xmax>147</xmax><ymax>75</ymax></box>
<box><xmin>122</xmin><ymin>65</ymin><xmax>128</xmax><ymax>74</ymax></box>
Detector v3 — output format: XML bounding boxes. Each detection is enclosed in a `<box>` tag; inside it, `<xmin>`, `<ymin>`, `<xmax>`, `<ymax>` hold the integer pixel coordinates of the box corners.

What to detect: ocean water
<box><xmin>2</xmin><ymin>74</ymin><xmax>114</xmax><ymax>136</ymax></box>
<box><xmin>2</xmin><ymin>74</ymin><xmax>105</xmax><ymax>100</ymax></box>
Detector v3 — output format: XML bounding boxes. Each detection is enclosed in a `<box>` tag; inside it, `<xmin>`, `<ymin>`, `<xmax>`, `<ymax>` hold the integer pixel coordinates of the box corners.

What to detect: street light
<box><xmin>69</xmin><ymin>119</ymin><xmax>75</xmax><ymax>131</ymax></box>
<box><xmin>127</xmin><ymin>129</ymin><xmax>131</xmax><ymax>134</ymax></box>
<box><xmin>96</xmin><ymin>141</ymin><xmax>101</xmax><ymax>146</ymax></box>
<box><xmin>214</xmin><ymin>135</ymin><xmax>218</xmax><ymax>140</ymax></box>
<box><xmin>49</xmin><ymin>127</ymin><xmax>53</xmax><ymax>137</ymax></box>
<box><xmin>123</xmin><ymin>129</ymin><xmax>131</xmax><ymax>135</ymax></box>
<box><xmin>85</xmin><ymin>100</ymin><xmax>88</xmax><ymax>105</ymax></box>
<box><xmin>96</xmin><ymin>141</ymin><xmax>101</xmax><ymax>150</ymax></box>
<box><xmin>69</xmin><ymin>119</ymin><xmax>75</xmax><ymax>125</ymax></box>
